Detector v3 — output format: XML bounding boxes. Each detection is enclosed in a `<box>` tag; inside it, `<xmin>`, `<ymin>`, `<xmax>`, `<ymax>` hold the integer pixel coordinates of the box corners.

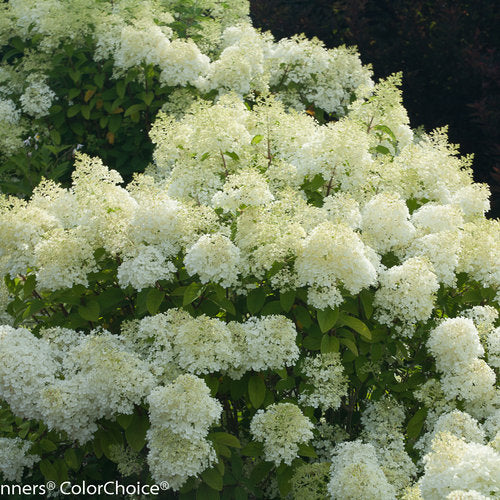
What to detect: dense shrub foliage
<box><xmin>0</xmin><ymin>1</ymin><xmax>499</xmax><ymax>499</ymax></box>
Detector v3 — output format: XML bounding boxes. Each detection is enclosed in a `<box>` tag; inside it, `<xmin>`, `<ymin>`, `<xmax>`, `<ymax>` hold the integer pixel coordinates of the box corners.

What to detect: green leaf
<box><xmin>64</xmin><ymin>448</ymin><xmax>80</xmax><ymax>471</ymax></box>
<box><xmin>224</xmin><ymin>151</ymin><xmax>239</xmax><ymax>161</ymax></box>
<box><xmin>250</xmin><ymin>461</ymin><xmax>274</xmax><ymax>483</ymax></box>
<box><xmin>116</xmin><ymin>414</ymin><xmax>134</xmax><ymax>430</ymax></box>
<box><xmin>302</xmin><ymin>335</ymin><xmax>321</xmax><ymax>350</ymax></box>
<box><xmin>246</xmin><ymin>288</ymin><xmax>266</xmax><ymax>314</ymax></box>
<box><xmin>360</xmin><ymin>289</ymin><xmax>374</xmax><ymax>319</ymax></box>
<box><xmin>212</xmin><ymin>442</ymin><xmax>231</xmax><ymax>458</ymax></box>
<box><xmin>340</xmin><ymin>338</ymin><xmax>358</xmax><ymax>357</ymax></box>
<box><xmin>143</xmin><ymin>91</ymin><xmax>154</xmax><ymax>106</ymax></box>
<box><xmin>67</xmin><ymin>104</ymin><xmax>81</xmax><ymax>117</ymax></box>
<box><xmin>196</xmin><ymin>483</ymin><xmax>219</xmax><ymax>500</ymax></box>
<box><xmin>248</xmin><ymin>375</ymin><xmax>266</xmax><ymax>408</ymax></box>
<box><xmin>297</xmin><ymin>443</ymin><xmax>317</xmax><ymax>458</ymax></box>
<box><xmin>78</xmin><ymin>300</ymin><xmax>100</xmax><ymax>322</ymax></box>
<box><xmin>317</xmin><ymin>307</ymin><xmax>339</xmax><ymax>333</ymax></box>
<box><xmin>22</xmin><ymin>274</ymin><xmax>36</xmax><ymax>299</ymax></box>
<box><xmin>210</xmin><ymin>295</ymin><xmax>236</xmax><ymax>316</ymax></box>
<box><xmin>108</xmin><ymin>114</ymin><xmax>122</xmax><ymax>133</ymax></box>
<box><xmin>146</xmin><ymin>288</ymin><xmax>165</xmax><ymax>315</ymax></box>
<box><xmin>375</xmin><ymin>145</ymin><xmax>390</xmax><ymax>155</ymax></box>
<box><xmin>279</xmin><ymin>290</ymin><xmax>295</xmax><ymax>312</ymax></box>
<box><xmin>374</xmin><ymin>124</ymin><xmax>397</xmax><ymax>143</ymax></box>
<box><xmin>320</xmin><ymin>335</ymin><xmax>340</xmax><ymax>354</ymax></box>
<box><xmin>407</xmin><ymin>408</ymin><xmax>428</xmax><ymax>440</ymax></box>
<box><xmin>209</xmin><ymin>432</ymin><xmax>241</xmax><ymax>448</ymax></box>
<box><xmin>40</xmin><ymin>438</ymin><xmax>57</xmax><ymax>452</ymax></box>
<box><xmin>240</xmin><ymin>441</ymin><xmax>263</xmax><ymax>457</ymax></box>
<box><xmin>81</xmin><ymin>104</ymin><xmax>90</xmax><ymax>120</ymax></box>
<box><xmin>260</xmin><ymin>300</ymin><xmax>282</xmax><ymax>315</ymax></box>
<box><xmin>125</xmin><ymin>414</ymin><xmax>149</xmax><ymax>452</ymax></box>
<box><xmin>201</xmin><ymin>467</ymin><xmax>223</xmax><ymax>491</ymax></box>
<box><xmin>251</xmin><ymin>134</ymin><xmax>264</xmax><ymax>145</ymax></box>
<box><xmin>50</xmin><ymin>130</ymin><xmax>61</xmax><ymax>146</ymax></box>
<box><xmin>116</xmin><ymin>80</ymin><xmax>126</xmax><ymax>99</ymax></box>
<box><xmin>342</xmin><ymin>316</ymin><xmax>372</xmax><ymax>340</ymax></box>
<box><xmin>277</xmin><ymin>465</ymin><xmax>295</xmax><ymax>497</ymax></box>
<box><xmin>94</xmin><ymin>73</ymin><xmax>105</xmax><ymax>88</ymax></box>
<box><xmin>39</xmin><ymin>459</ymin><xmax>58</xmax><ymax>482</ymax></box>
<box><xmin>294</xmin><ymin>305</ymin><xmax>312</xmax><ymax>328</ymax></box>
<box><xmin>183</xmin><ymin>282</ymin><xmax>203</xmax><ymax>306</ymax></box>
<box><xmin>124</xmin><ymin>103</ymin><xmax>147</xmax><ymax>118</ymax></box>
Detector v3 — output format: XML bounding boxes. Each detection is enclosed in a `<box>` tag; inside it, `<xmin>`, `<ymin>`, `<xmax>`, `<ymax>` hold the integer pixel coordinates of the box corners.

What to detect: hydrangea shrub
<box><xmin>0</xmin><ymin>0</ymin><xmax>370</xmax><ymax>195</ymax></box>
<box><xmin>0</xmin><ymin>1</ymin><xmax>499</xmax><ymax>499</ymax></box>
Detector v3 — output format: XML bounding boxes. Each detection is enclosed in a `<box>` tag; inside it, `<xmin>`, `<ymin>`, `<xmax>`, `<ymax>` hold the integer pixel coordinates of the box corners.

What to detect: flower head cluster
<box><xmin>0</xmin><ymin>437</ymin><xmax>40</xmax><ymax>482</ymax></box>
<box><xmin>428</xmin><ymin>318</ymin><xmax>496</xmax><ymax>404</ymax></box>
<box><xmin>420</xmin><ymin>432</ymin><xmax>500</xmax><ymax>499</ymax></box>
<box><xmin>146</xmin><ymin>375</ymin><xmax>220</xmax><ymax>490</ymax></box>
<box><xmin>147</xmin><ymin>375</ymin><xmax>222</xmax><ymax>439</ymax></box>
<box><xmin>361</xmin><ymin>397</ymin><xmax>417</xmax><ymax>493</ymax></box>
<box><xmin>374</xmin><ymin>257</ymin><xmax>439</xmax><ymax>331</ymax></box>
<box><xmin>0</xmin><ymin>325</ymin><xmax>155</xmax><ymax>443</ymax></box>
<box><xmin>328</xmin><ymin>440</ymin><xmax>397</xmax><ymax>500</ymax></box>
<box><xmin>19</xmin><ymin>79</ymin><xmax>55</xmax><ymax>118</ymax></box>
<box><xmin>298</xmin><ymin>352</ymin><xmax>348</xmax><ymax>411</ymax></box>
<box><xmin>184</xmin><ymin>233</ymin><xmax>241</xmax><ymax>287</ymax></box>
<box><xmin>250</xmin><ymin>403</ymin><xmax>314</xmax><ymax>465</ymax></box>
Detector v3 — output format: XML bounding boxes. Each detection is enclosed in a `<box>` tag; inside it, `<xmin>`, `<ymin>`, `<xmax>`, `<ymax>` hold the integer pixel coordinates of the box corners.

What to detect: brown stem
<box><xmin>219</xmin><ymin>150</ymin><xmax>229</xmax><ymax>177</ymax></box>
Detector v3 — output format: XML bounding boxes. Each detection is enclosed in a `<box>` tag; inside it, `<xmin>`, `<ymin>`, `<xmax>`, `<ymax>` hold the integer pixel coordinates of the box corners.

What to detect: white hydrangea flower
<box><xmin>211</xmin><ymin>169</ymin><xmax>274</xmax><ymax>213</ymax></box>
<box><xmin>298</xmin><ymin>352</ymin><xmax>348</xmax><ymax>411</ymax></box>
<box><xmin>446</xmin><ymin>491</ymin><xmax>491</xmax><ymax>500</ymax></box>
<box><xmin>411</xmin><ymin>203</ymin><xmax>464</xmax><ymax>235</ymax></box>
<box><xmin>361</xmin><ymin>396</ymin><xmax>406</xmax><ymax>445</ymax></box>
<box><xmin>458</xmin><ymin>220</ymin><xmax>500</xmax><ymax>293</ymax></box>
<box><xmin>242</xmin><ymin>315</ymin><xmax>299</xmax><ymax>372</ymax></box>
<box><xmin>452</xmin><ymin>184</ymin><xmax>491</xmax><ymax>219</ymax></box>
<box><xmin>290</xmin><ymin>462</ymin><xmax>330</xmax><ymax>500</ymax></box>
<box><xmin>427</xmin><ymin>318</ymin><xmax>484</xmax><ymax>372</ymax></box>
<box><xmin>62</xmin><ymin>331</ymin><xmax>156</xmax><ymax>418</ymax></box>
<box><xmin>487</xmin><ymin>327</ymin><xmax>500</xmax><ymax>369</ymax></box>
<box><xmin>117</xmin><ymin>245</ymin><xmax>176</xmax><ymax>291</ymax></box>
<box><xmin>19</xmin><ymin>79</ymin><xmax>56</xmax><ymax>117</ymax></box>
<box><xmin>431</xmin><ymin>410</ymin><xmax>486</xmax><ymax>446</ymax></box>
<box><xmin>441</xmin><ymin>359</ymin><xmax>496</xmax><ymax>403</ymax></box>
<box><xmin>0</xmin><ymin>325</ymin><xmax>57</xmax><ymax>421</ymax></box>
<box><xmin>401</xmin><ymin>485</ymin><xmax>424</xmax><ymax>500</ymax></box>
<box><xmin>0</xmin><ymin>97</ymin><xmax>20</xmax><ymax>124</ymax></box>
<box><xmin>34</xmin><ymin>227</ymin><xmax>98</xmax><ymax>291</ymax></box>
<box><xmin>328</xmin><ymin>440</ymin><xmax>397</xmax><ymax>500</ymax></box>
<box><xmin>405</xmin><ymin>230</ymin><xmax>460</xmax><ymax>286</ymax></box>
<box><xmin>322</xmin><ymin>192</ymin><xmax>362</xmax><ymax>229</ymax></box>
<box><xmin>250</xmin><ymin>403</ymin><xmax>314</xmax><ymax>466</ymax></box>
<box><xmin>374</xmin><ymin>257</ymin><xmax>439</xmax><ymax>329</ymax></box>
<box><xmin>184</xmin><ymin>233</ymin><xmax>241</xmax><ymax>287</ymax></box>
<box><xmin>420</xmin><ymin>431</ymin><xmax>500</xmax><ymax>500</ymax></box>
<box><xmin>147</xmin><ymin>427</ymin><xmax>217</xmax><ymax>491</ymax></box>
<box><xmin>360</xmin><ymin>192</ymin><xmax>416</xmax><ymax>254</ymax></box>
<box><xmin>168</xmin><ymin>309</ymin><xmax>236</xmax><ymax>374</ymax></box>
<box><xmin>463</xmin><ymin>306</ymin><xmax>499</xmax><ymax>337</ymax></box>
<box><xmin>361</xmin><ymin>397</ymin><xmax>416</xmax><ymax>493</ymax></box>
<box><xmin>0</xmin><ymin>437</ymin><xmax>40</xmax><ymax>482</ymax></box>
<box><xmin>147</xmin><ymin>375</ymin><xmax>222</xmax><ymax>439</ymax></box>
<box><xmin>295</xmin><ymin>221</ymin><xmax>378</xmax><ymax>302</ymax></box>
<box><xmin>37</xmin><ymin>374</ymin><xmax>101</xmax><ymax>443</ymax></box>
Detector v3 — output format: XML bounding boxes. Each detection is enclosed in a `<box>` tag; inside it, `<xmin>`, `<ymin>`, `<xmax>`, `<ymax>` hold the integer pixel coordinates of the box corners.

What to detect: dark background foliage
<box><xmin>251</xmin><ymin>0</ymin><xmax>500</xmax><ymax>218</ymax></box>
